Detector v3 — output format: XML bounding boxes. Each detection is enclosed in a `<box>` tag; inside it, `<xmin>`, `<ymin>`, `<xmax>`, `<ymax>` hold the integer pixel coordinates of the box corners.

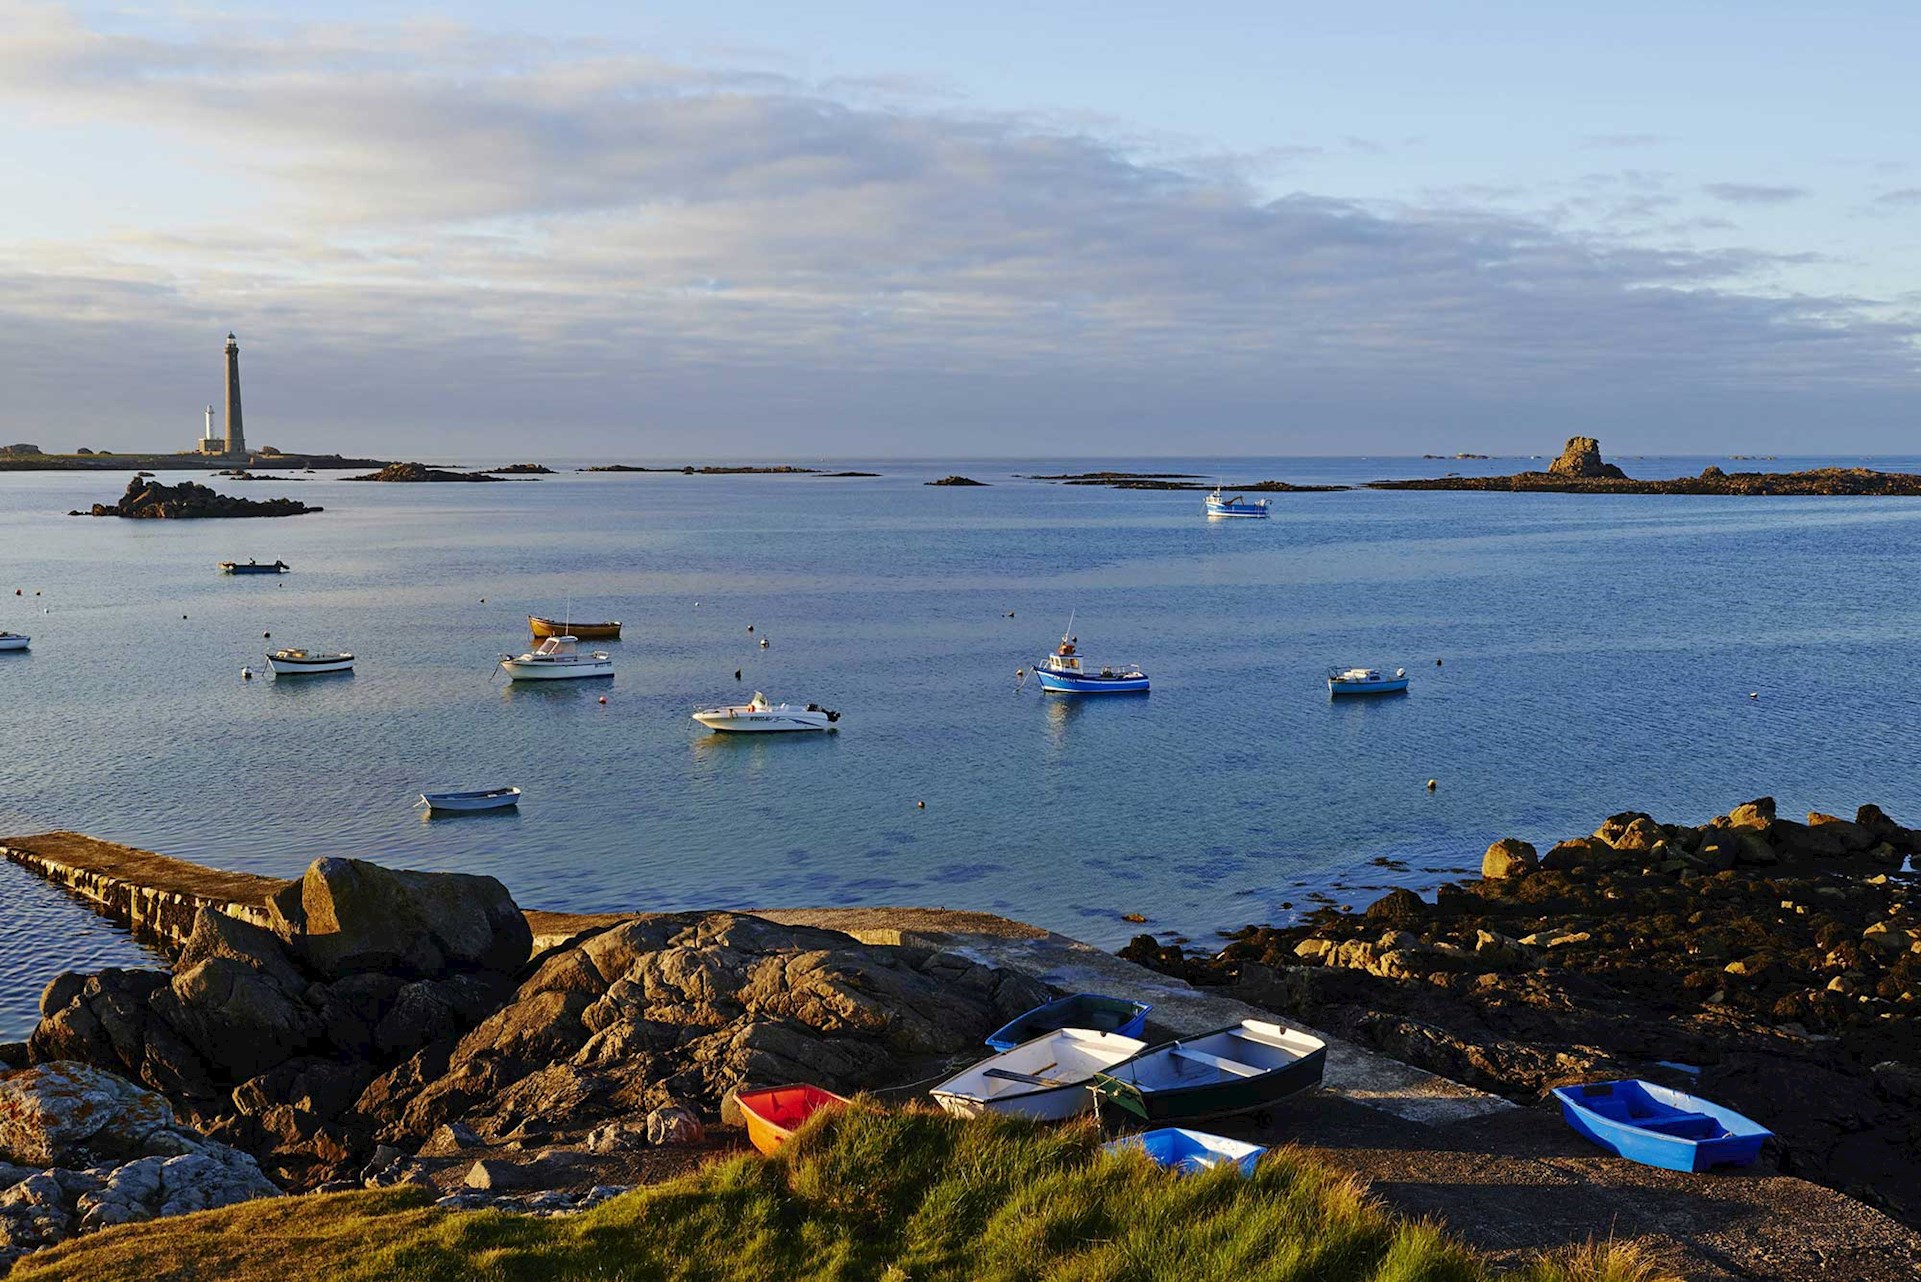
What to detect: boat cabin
<box><xmin>533</xmin><ymin>636</ymin><xmax>578</xmax><ymax>657</ymax></box>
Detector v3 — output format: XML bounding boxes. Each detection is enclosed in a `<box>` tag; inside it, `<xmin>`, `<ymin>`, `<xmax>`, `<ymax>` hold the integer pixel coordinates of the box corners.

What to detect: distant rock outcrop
<box><xmin>1546</xmin><ymin>437</ymin><xmax>1627</xmax><ymax>480</ymax></box>
<box><xmin>926</xmin><ymin>475</ymin><xmax>987</xmax><ymax>486</ymax></box>
<box><xmin>346</xmin><ymin>462</ymin><xmax>503</xmax><ymax>483</ymax></box>
<box><xmin>82</xmin><ymin>476</ymin><xmax>318</xmax><ymax>519</ymax></box>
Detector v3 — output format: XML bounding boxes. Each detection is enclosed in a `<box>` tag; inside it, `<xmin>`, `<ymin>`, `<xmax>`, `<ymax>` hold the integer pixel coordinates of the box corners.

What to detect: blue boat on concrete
<box><xmin>1203</xmin><ymin>487</ymin><xmax>1270</xmax><ymax>519</ymax></box>
<box><xmin>1551</xmin><ymin>1079</ymin><xmax>1772</xmax><ymax>1172</ymax></box>
<box><xmin>985</xmin><ymin>993</ymin><xmax>1153</xmax><ymax>1052</ymax></box>
<box><xmin>1031</xmin><ymin>619</ymin><xmax>1149</xmax><ymax>694</ymax></box>
<box><xmin>1102</xmin><ymin>1127</ymin><xmax>1266</xmax><ymax>1176</ymax></box>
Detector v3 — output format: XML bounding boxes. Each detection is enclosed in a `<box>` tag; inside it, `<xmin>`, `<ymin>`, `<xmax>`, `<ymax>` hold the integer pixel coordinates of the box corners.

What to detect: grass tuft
<box><xmin>11</xmin><ymin>1102</ymin><xmax>1681</xmax><ymax>1282</ymax></box>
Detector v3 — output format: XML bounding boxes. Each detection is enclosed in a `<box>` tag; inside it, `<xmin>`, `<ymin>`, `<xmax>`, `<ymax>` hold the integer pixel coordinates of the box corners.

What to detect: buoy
<box><xmin>1748</xmin><ymin>692</ymin><xmax>1759</xmax><ymax>699</ymax></box>
<box><xmin>759</xmin><ymin>638</ymin><xmax>769</xmax><ymax>649</ymax></box>
<box><xmin>263</xmin><ymin>631</ymin><xmax>271</xmax><ymax>639</ymax></box>
<box><xmin>241</xmin><ymin>667</ymin><xmax>253</xmax><ymax>679</ymax></box>
<box><xmin>746</xmin><ymin>624</ymin><xmax>754</xmax><ymax>633</ymax></box>
<box><xmin>1435</xmin><ymin>658</ymin><xmax>1443</xmax><ymax>667</ymax></box>
<box><xmin>598</xmin><ymin>696</ymin><xmax>607</xmax><ymax>705</ymax></box>
<box><xmin>480</xmin><ymin>598</ymin><xmax>486</xmax><ymax>603</ymax></box>
<box><xmin>1426</xmin><ymin>779</ymin><xmax>1437</xmax><ymax>791</ymax></box>
<box><xmin>734</xmin><ymin>669</ymin><xmax>742</xmax><ymax>681</ymax></box>
<box><xmin>182</xmin><ymin>614</ymin><xmax>188</xmax><ymax>620</ymax></box>
<box><xmin>916</xmin><ymin>801</ymin><xmax>926</xmax><ymax>809</ymax></box>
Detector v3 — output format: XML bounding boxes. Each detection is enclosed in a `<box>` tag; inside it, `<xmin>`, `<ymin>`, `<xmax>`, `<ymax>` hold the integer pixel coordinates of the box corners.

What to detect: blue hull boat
<box><xmin>1204</xmin><ymin>489</ymin><xmax>1269</xmax><ymax>518</ymax></box>
<box><xmin>1552</xmin><ymin>1079</ymin><xmax>1771</xmax><ymax>1172</ymax></box>
<box><xmin>1103</xmin><ymin>1127</ymin><xmax>1266</xmax><ymax>1176</ymax></box>
<box><xmin>1031</xmin><ymin>619</ymin><xmax>1149</xmax><ymax>693</ymax></box>
<box><xmin>985</xmin><ymin>993</ymin><xmax>1153</xmax><ymax>1052</ymax></box>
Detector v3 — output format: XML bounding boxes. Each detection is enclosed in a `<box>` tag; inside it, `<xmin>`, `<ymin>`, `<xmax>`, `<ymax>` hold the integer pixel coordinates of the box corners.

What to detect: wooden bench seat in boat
<box><xmin>1170</xmin><ymin>1047</ymin><xmax>1261</xmax><ymax>1078</ymax></box>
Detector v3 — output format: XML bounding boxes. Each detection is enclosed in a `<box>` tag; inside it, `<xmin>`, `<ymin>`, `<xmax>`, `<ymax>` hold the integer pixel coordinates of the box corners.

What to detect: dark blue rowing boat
<box><xmin>984</xmin><ymin>993</ymin><xmax>1152</xmax><ymax>1052</ymax></box>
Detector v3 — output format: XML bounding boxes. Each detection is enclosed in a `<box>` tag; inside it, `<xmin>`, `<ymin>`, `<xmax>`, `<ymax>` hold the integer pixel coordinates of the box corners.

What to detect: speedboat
<box><xmin>267</xmin><ymin>647</ymin><xmax>354</xmax><ymax>675</ymax></box>
<box><xmin>1032</xmin><ymin>623</ymin><xmax>1148</xmax><ymax>694</ymax></box>
<box><xmin>219</xmin><ymin>560</ymin><xmax>288</xmax><ymax>574</ymax></box>
<box><xmin>1102</xmin><ymin>1128</ymin><xmax>1267</xmax><ymax>1177</ymax></box>
<box><xmin>692</xmin><ymin>692</ymin><xmax>839</xmax><ymax>732</ymax></box>
<box><xmin>1327</xmin><ymin>666</ymin><xmax>1409</xmax><ymax>696</ymax></box>
<box><xmin>930</xmin><ymin>1028</ymin><xmax>1148</xmax><ymax>1121</ymax></box>
<box><xmin>499</xmin><ymin>635</ymin><xmax>613</xmax><ymax>681</ymax></box>
<box><xmin>529</xmin><ymin>615</ymin><xmax>621</xmax><ymax>640</ymax></box>
<box><xmin>418</xmin><ymin>787</ymin><xmax>522</xmax><ymax>813</ymax></box>
<box><xmin>1204</xmin><ymin>488</ymin><xmax>1270</xmax><ymax>518</ymax></box>
<box><xmin>0</xmin><ymin>632</ymin><xmax>28</xmax><ymax>651</ymax></box>
<box><xmin>1551</xmin><ymin>1079</ymin><xmax>1771</xmax><ymax>1172</ymax></box>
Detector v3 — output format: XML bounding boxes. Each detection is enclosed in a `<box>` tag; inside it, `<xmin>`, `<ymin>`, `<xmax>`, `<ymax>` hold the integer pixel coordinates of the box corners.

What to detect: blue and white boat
<box><xmin>985</xmin><ymin>993</ymin><xmax>1153</xmax><ymax>1052</ymax></box>
<box><xmin>1032</xmin><ymin>625</ymin><xmax>1149</xmax><ymax>694</ymax></box>
<box><xmin>1327</xmin><ymin>666</ymin><xmax>1409</xmax><ymax>696</ymax></box>
<box><xmin>1551</xmin><ymin>1079</ymin><xmax>1771</xmax><ymax>1172</ymax></box>
<box><xmin>1203</xmin><ymin>488</ymin><xmax>1270</xmax><ymax>519</ymax></box>
<box><xmin>1102</xmin><ymin>1127</ymin><xmax>1267</xmax><ymax>1177</ymax></box>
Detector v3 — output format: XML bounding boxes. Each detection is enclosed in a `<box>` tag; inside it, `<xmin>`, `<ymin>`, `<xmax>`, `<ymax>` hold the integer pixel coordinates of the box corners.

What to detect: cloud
<box><xmin>0</xmin><ymin>3</ymin><xmax>1912</xmax><ymax>454</ymax></box>
<box><xmin>1579</xmin><ymin>133</ymin><xmax>1664</xmax><ymax>150</ymax></box>
<box><xmin>1873</xmin><ymin>188</ymin><xmax>1921</xmax><ymax>206</ymax></box>
<box><xmin>1702</xmin><ymin>182</ymin><xmax>1810</xmax><ymax>205</ymax></box>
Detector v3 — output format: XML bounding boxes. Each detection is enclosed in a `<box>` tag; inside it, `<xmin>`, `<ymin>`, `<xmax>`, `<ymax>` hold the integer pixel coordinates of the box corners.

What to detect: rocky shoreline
<box><xmin>75</xmin><ymin>476</ymin><xmax>319</xmax><ymax>519</ymax></box>
<box><xmin>1122</xmin><ymin>797</ymin><xmax>1921</xmax><ymax>1230</ymax></box>
<box><xmin>1375</xmin><ymin>436</ymin><xmax>1921</xmax><ymax>495</ymax></box>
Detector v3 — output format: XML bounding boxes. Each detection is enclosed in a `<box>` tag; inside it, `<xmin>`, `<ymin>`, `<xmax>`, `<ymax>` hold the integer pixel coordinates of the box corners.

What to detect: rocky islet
<box><xmin>1374</xmin><ymin>437</ymin><xmax>1921</xmax><ymax>495</ymax></box>
<box><xmin>76</xmin><ymin>476</ymin><xmax>318</xmax><ymax>519</ymax></box>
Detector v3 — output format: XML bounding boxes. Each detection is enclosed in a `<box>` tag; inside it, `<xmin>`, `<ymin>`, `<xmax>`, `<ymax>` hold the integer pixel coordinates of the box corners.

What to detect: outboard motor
<box><xmin>824</xmin><ymin>709</ymin><xmax>840</xmax><ymax>723</ymax></box>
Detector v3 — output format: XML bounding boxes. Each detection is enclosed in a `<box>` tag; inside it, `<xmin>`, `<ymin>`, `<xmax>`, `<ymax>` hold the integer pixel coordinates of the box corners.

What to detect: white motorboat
<box><xmin>1327</xmin><ymin>666</ymin><xmax>1410</xmax><ymax>696</ymax></box>
<box><xmin>267</xmin><ymin>647</ymin><xmax>353</xmax><ymax>675</ymax></box>
<box><xmin>499</xmin><ymin>635</ymin><xmax>613</xmax><ymax>681</ymax></box>
<box><xmin>691</xmin><ymin>692</ymin><xmax>839</xmax><ymax>732</ymax></box>
<box><xmin>418</xmin><ymin>787</ymin><xmax>522</xmax><ymax>813</ymax></box>
<box><xmin>0</xmin><ymin>632</ymin><xmax>28</xmax><ymax>652</ymax></box>
<box><xmin>930</xmin><ymin>1028</ymin><xmax>1149</xmax><ymax>1121</ymax></box>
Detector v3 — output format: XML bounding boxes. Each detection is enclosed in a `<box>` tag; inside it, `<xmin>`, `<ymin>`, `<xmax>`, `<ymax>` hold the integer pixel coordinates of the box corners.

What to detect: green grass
<box><xmin>15</xmin><ymin>1102</ymin><xmax>1673</xmax><ymax>1282</ymax></box>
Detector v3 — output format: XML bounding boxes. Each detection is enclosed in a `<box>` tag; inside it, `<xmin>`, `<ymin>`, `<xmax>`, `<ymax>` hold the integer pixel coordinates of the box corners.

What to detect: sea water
<box><xmin>4</xmin><ymin>455</ymin><xmax>1919</xmax><ymax>1038</ymax></box>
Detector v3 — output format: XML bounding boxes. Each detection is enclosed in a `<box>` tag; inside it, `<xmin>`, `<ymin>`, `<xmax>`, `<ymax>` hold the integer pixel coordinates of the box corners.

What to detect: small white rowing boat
<box><xmin>691</xmin><ymin>692</ymin><xmax>839</xmax><ymax>732</ymax></box>
<box><xmin>267</xmin><ymin>647</ymin><xmax>354</xmax><ymax>674</ymax></box>
<box><xmin>0</xmin><ymin>632</ymin><xmax>28</xmax><ymax>652</ymax></box>
<box><xmin>418</xmin><ymin>787</ymin><xmax>522</xmax><ymax>813</ymax></box>
<box><xmin>930</xmin><ymin>1028</ymin><xmax>1148</xmax><ymax>1121</ymax></box>
<box><xmin>499</xmin><ymin>635</ymin><xmax>613</xmax><ymax>681</ymax></box>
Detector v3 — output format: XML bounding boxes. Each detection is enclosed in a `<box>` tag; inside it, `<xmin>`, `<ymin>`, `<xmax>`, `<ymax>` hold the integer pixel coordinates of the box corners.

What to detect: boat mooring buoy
<box><xmin>1748</xmin><ymin>692</ymin><xmax>1759</xmax><ymax>699</ymax></box>
<box><xmin>263</xmin><ymin>631</ymin><xmax>271</xmax><ymax>638</ymax></box>
<box><xmin>746</xmin><ymin>624</ymin><xmax>754</xmax><ymax>633</ymax></box>
<box><xmin>759</xmin><ymin>638</ymin><xmax>769</xmax><ymax>649</ymax></box>
<box><xmin>1426</xmin><ymin>779</ymin><xmax>1437</xmax><ymax>791</ymax></box>
<box><xmin>1435</xmin><ymin>658</ymin><xmax>1443</xmax><ymax>666</ymax></box>
<box><xmin>917</xmin><ymin>800</ymin><xmax>926</xmax><ymax>809</ymax></box>
<box><xmin>241</xmin><ymin>667</ymin><xmax>253</xmax><ymax>680</ymax></box>
<box><xmin>598</xmin><ymin>696</ymin><xmax>607</xmax><ymax>705</ymax></box>
<box><xmin>734</xmin><ymin>669</ymin><xmax>742</xmax><ymax>681</ymax></box>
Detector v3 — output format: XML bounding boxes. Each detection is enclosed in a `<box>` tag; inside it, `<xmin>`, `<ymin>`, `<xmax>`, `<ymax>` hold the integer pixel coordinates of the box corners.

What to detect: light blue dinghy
<box><xmin>1551</xmin><ymin>1079</ymin><xmax>1771</xmax><ymax>1172</ymax></box>
<box><xmin>1102</xmin><ymin>1127</ymin><xmax>1266</xmax><ymax>1176</ymax></box>
<box><xmin>418</xmin><ymin>786</ymin><xmax>522</xmax><ymax>814</ymax></box>
<box><xmin>984</xmin><ymin>993</ymin><xmax>1153</xmax><ymax>1052</ymax></box>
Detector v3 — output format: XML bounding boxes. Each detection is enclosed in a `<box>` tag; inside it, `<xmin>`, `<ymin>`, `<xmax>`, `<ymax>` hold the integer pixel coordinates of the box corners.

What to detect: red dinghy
<box><xmin>737</xmin><ymin>1084</ymin><xmax>848</xmax><ymax>1155</ymax></box>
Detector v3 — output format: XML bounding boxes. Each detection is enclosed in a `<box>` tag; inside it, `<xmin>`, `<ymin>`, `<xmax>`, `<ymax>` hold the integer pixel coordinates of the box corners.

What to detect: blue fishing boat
<box><xmin>1102</xmin><ymin>1127</ymin><xmax>1266</xmax><ymax>1176</ymax></box>
<box><xmin>1031</xmin><ymin>618</ymin><xmax>1149</xmax><ymax>694</ymax></box>
<box><xmin>1203</xmin><ymin>488</ymin><xmax>1270</xmax><ymax>519</ymax></box>
<box><xmin>1551</xmin><ymin>1079</ymin><xmax>1771</xmax><ymax>1172</ymax></box>
<box><xmin>985</xmin><ymin>993</ymin><xmax>1153</xmax><ymax>1052</ymax></box>
<box><xmin>1327</xmin><ymin>666</ymin><xmax>1409</xmax><ymax>696</ymax></box>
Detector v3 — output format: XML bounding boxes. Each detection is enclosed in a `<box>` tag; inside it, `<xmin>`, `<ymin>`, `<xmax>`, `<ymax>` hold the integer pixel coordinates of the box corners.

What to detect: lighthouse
<box><xmin>223</xmin><ymin>333</ymin><xmax>246</xmax><ymax>458</ymax></box>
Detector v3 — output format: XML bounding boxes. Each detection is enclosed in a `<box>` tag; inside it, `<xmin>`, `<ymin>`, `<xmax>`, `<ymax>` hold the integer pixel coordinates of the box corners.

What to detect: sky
<box><xmin>1</xmin><ymin>1</ymin><xmax>1917</xmax><ymax>457</ymax></box>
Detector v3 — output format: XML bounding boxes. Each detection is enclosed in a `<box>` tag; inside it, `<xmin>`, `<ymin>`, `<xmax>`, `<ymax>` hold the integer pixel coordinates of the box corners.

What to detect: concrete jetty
<box><xmin>6</xmin><ymin>829</ymin><xmax>1917</xmax><ymax>1280</ymax></box>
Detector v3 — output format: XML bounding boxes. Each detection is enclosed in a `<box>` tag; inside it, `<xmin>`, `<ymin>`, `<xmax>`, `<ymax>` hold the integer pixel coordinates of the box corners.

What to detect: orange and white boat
<box><xmin>736</xmin><ymin>1084</ymin><xmax>848</xmax><ymax>1155</ymax></box>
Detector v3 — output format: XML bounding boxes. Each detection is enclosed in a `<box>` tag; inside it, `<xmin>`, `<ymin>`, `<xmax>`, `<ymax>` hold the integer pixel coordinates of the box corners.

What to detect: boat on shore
<box><xmin>418</xmin><ymin>786</ymin><xmax>522</xmax><ymax>813</ymax></box>
<box><xmin>1102</xmin><ymin>1127</ymin><xmax>1267</xmax><ymax>1176</ymax></box>
<box><xmin>1090</xmin><ymin>1019</ymin><xmax>1326</xmax><ymax>1122</ymax></box>
<box><xmin>691</xmin><ymin>692</ymin><xmax>839</xmax><ymax>732</ymax></box>
<box><xmin>1327</xmin><ymin>666</ymin><xmax>1409</xmax><ymax>696</ymax></box>
<box><xmin>985</xmin><ymin>994</ymin><xmax>1153</xmax><ymax>1052</ymax></box>
<box><xmin>499</xmin><ymin>636</ymin><xmax>614</xmax><ymax>681</ymax></box>
<box><xmin>736</xmin><ymin>1084</ymin><xmax>849</xmax><ymax>1155</ymax></box>
<box><xmin>267</xmin><ymin>647</ymin><xmax>353</xmax><ymax>675</ymax></box>
<box><xmin>931</xmin><ymin>1028</ymin><xmax>1147</xmax><ymax>1121</ymax></box>
<box><xmin>1032</xmin><ymin>621</ymin><xmax>1149</xmax><ymax>694</ymax></box>
<box><xmin>0</xmin><ymin>632</ymin><xmax>28</xmax><ymax>651</ymax></box>
<box><xmin>219</xmin><ymin>559</ymin><xmax>288</xmax><ymax>574</ymax></box>
<box><xmin>529</xmin><ymin>615</ymin><xmax>621</xmax><ymax>640</ymax></box>
<box><xmin>1203</xmin><ymin>488</ymin><xmax>1270</xmax><ymax>518</ymax></box>
<box><xmin>1551</xmin><ymin>1079</ymin><xmax>1771</xmax><ymax>1172</ymax></box>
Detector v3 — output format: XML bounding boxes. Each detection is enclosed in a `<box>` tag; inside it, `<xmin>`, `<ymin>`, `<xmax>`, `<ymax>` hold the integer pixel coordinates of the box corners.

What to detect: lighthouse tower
<box><xmin>223</xmin><ymin>333</ymin><xmax>246</xmax><ymax>458</ymax></box>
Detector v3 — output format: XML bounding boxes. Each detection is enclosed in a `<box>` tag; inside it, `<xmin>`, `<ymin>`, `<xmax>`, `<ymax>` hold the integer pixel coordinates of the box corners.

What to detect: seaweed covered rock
<box><xmin>85</xmin><ymin>476</ymin><xmax>317</xmax><ymax>518</ymax></box>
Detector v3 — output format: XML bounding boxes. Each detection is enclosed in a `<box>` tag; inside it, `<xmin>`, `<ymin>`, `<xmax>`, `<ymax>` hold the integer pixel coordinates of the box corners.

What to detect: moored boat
<box><xmin>1327</xmin><ymin>666</ymin><xmax>1409</xmax><ymax>696</ymax></box>
<box><xmin>267</xmin><ymin>647</ymin><xmax>354</xmax><ymax>675</ymax></box>
<box><xmin>1032</xmin><ymin>620</ymin><xmax>1148</xmax><ymax>694</ymax></box>
<box><xmin>0</xmin><ymin>632</ymin><xmax>28</xmax><ymax>651</ymax></box>
<box><xmin>529</xmin><ymin>615</ymin><xmax>621</xmax><ymax>640</ymax></box>
<box><xmin>418</xmin><ymin>786</ymin><xmax>522</xmax><ymax>813</ymax></box>
<box><xmin>1102</xmin><ymin>1127</ymin><xmax>1267</xmax><ymax>1176</ymax></box>
<box><xmin>219</xmin><ymin>559</ymin><xmax>288</xmax><ymax>574</ymax></box>
<box><xmin>930</xmin><ymin>1028</ymin><xmax>1148</xmax><ymax>1121</ymax></box>
<box><xmin>1090</xmin><ymin>1019</ymin><xmax>1326</xmax><ymax>1122</ymax></box>
<box><xmin>1203</xmin><ymin>488</ymin><xmax>1270</xmax><ymax>519</ymax></box>
<box><xmin>1551</xmin><ymin>1079</ymin><xmax>1771</xmax><ymax>1172</ymax></box>
<box><xmin>500</xmin><ymin>635</ymin><xmax>614</xmax><ymax>681</ymax></box>
<box><xmin>985</xmin><ymin>994</ymin><xmax>1153</xmax><ymax>1052</ymax></box>
<box><xmin>736</xmin><ymin>1084</ymin><xmax>849</xmax><ymax>1155</ymax></box>
<box><xmin>691</xmin><ymin>692</ymin><xmax>838</xmax><ymax>732</ymax></box>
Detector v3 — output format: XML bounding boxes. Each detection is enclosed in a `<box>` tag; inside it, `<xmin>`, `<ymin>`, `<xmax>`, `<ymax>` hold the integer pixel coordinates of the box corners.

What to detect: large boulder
<box><xmin>176</xmin><ymin>908</ymin><xmax>309</xmax><ymax>993</ymax></box>
<box><xmin>267</xmin><ymin>857</ymin><xmax>532</xmax><ymax>979</ymax></box>
<box><xmin>0</xmin><ymin>1062</ymin><xmax>180</xmax><ymax>1167</ymax></box>
<box><xmin>1546</xmin><ymin>437</ymin><xmax>1627</xmax><ymax>480</ymax></box>
<box><xmin>1481</xmin><ymin>838</ymin><xmax>1538</xmax><ymax>880</ymax></box>
<box><xmin>151</xmin><ymin>958</ymin><xmax>324</xmax><ymax>1080</ymax></box>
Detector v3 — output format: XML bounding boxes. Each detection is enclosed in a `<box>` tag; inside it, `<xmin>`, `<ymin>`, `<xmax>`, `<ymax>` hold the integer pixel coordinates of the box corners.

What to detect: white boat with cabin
<box><xmin>0</xmin><ymin>632</ymin><xmax>28</xmax><ymax>652</ymax></box>
<box><xmin>499</xmin><ymin>635</ymin><xmax>614</xmax><ymax>681</ymax></box>
<box><xmin>691</xmin><ymin>692</ymin><xmax>839</xmax><ymax>732</ymax></box>
<box><xmin>267</xmin><ymin>647</ymin><xmax>354</xmax><ymax>674</ymax></box>
<box><xmin>1327</xmin><ymin>666</ymin><xmax>1409</xmax><ymax>696</ymax></box>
